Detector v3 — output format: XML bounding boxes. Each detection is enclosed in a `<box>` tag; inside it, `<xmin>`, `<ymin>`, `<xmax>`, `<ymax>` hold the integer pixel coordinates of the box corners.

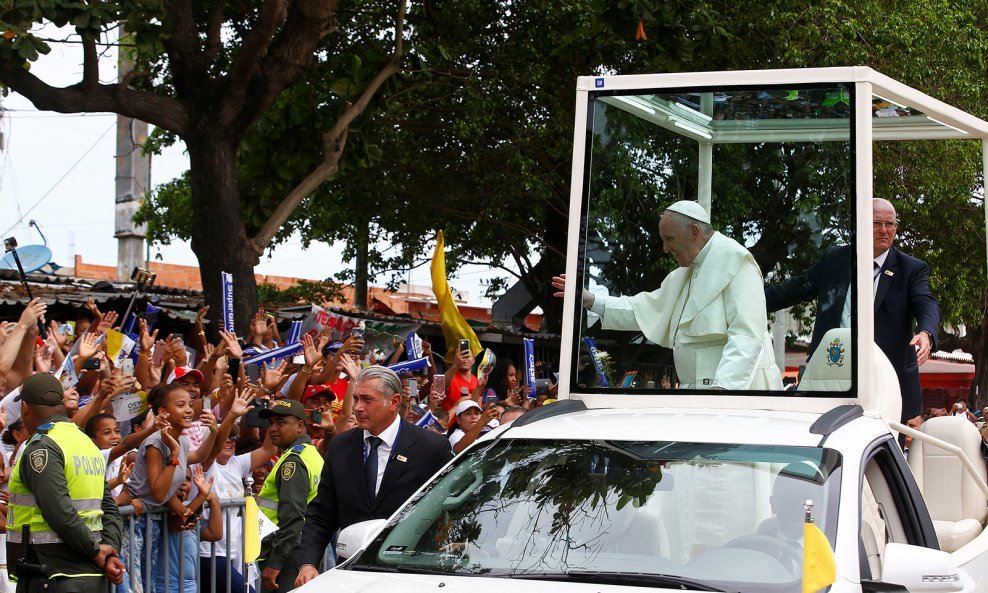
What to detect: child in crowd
<box><xmin>128</xmin><ymin>382</ymin><xmax>219</xmax><ymax>593</ymax></box>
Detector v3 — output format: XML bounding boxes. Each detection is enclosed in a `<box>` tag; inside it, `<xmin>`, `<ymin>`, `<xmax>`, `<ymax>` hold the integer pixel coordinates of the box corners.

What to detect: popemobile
<box><xmin>298</xmin><ymin>67</ymin><xmax>988</xmax><ymax>593</ymax></box>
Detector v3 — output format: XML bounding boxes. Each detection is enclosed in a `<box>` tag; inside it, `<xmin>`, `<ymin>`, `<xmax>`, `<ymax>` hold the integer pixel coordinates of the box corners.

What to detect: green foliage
<box><xmin>257</xmin><ymin>279</ymin><xmax>347</xmax><ymax>307</ymax></box>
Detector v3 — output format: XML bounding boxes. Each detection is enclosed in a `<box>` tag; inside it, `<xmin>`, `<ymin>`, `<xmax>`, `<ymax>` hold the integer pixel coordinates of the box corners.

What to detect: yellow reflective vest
<box><xmin>8</xmin><ymin>421</ymin><xmax>106</xmax><ymax>550</ymax></box>
<box><xmin>256</xmin><ymin>442</ymin><xmax>323</xmax><ymax>524</ymax></box>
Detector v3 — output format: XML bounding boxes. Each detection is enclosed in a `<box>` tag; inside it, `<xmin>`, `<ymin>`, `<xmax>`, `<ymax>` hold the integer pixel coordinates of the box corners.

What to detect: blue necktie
<box><xmin>365</xmin><ymin>436</ymin><xmax>382</xmax><ymax>500</ymax></box>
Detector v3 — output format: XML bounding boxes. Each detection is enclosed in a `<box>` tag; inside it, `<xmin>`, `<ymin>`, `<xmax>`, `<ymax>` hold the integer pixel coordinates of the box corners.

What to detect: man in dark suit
<box><xmin>295</xmin><ymin>365</ymin><xmax>454</xmax><ymax>586</ymax></box>
<box><xmin>765</xmin><ymin>198</ymin><xmax>940</xmax><ymax>425</ymax></box>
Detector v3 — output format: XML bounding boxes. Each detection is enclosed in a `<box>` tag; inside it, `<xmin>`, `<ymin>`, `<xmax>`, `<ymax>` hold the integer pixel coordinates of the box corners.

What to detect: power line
<box><xmin>0</xmin><ymin>121</ymin><xmax>115</xmax><ymax>237</ymax></box>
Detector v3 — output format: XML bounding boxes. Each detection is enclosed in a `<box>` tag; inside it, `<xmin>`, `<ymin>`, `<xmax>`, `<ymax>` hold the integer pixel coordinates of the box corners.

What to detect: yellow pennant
<box><xmin>430</xmin><ymin>231</ymin><xmax>482</xmax><ymax>362</ymax></box>
<box><xmin>802</xmin><ymin>522</ymin><xmax>837</xmax><ymax>593</ymax></box>
<box><xmin>243</xmin><ymin>496</ymin><xmax>260</xmax><ymax>563</ymax></box>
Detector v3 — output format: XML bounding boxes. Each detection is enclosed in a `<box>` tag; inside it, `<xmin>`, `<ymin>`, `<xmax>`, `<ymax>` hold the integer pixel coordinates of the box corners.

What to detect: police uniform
<box><xmin>7</xmin><ymin>374</ymin><xmax>123</xmax><ymax>593</ymax></box>
<box><xmin>256</xmin><ymin>400</ymin><xmax>324</xmax><ymax>593</ymax></box>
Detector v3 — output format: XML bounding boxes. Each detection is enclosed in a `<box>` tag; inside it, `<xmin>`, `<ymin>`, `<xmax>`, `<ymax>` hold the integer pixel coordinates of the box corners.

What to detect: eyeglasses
<box><xmin>872</xmin><ymin>220</ymin><xmax>898</xmax><ymax>230</ymax></box>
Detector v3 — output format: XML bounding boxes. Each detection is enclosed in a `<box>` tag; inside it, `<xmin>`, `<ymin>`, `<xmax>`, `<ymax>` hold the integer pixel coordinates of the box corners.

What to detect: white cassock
<box><xmin>589</xmin><ymin>232</ymin><xmax>783</xmax><ymax>390</ymax></box>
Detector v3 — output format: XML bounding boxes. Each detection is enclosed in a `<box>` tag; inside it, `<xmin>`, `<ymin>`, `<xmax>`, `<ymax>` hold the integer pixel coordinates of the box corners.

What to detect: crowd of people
<box><xmin>0</xmin><ymin>296</ymin><xmax>555</xmax><ymax>593</ymax></box>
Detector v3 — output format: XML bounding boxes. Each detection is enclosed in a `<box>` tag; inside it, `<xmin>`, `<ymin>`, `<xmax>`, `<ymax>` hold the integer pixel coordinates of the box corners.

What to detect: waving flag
<box><xmin>430</xmin><ymin>231</ymin><xmax>481</xmax><ymax>362</ymax></box>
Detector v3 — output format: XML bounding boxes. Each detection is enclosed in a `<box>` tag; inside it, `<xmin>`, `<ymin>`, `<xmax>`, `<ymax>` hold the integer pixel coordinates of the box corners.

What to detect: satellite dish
<box><xmin>0</xmin><ymin>245</ymin><xmax>53</xmax><ymax>273</ymax></box>
<box><xmin>0</xmin><ymin>221</ymin><xmax>60</xmax><ymax>274</ymax></box>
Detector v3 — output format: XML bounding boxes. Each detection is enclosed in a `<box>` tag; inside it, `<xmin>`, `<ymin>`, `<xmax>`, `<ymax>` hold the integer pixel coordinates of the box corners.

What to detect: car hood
<box><xmin>293</xmin><ymin>569</ymin><xmax>689</xmax><ymax>592</ymax></box>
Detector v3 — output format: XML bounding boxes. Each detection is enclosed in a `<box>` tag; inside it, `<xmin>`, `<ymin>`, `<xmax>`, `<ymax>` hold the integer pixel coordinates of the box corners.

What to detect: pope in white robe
<box><xmin>580</xmin><ymin>201</ymin><xmax>783</xmax><ymax>391</ymax></box>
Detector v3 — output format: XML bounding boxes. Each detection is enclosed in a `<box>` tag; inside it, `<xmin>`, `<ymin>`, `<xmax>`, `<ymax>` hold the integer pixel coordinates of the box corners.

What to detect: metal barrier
<box><xmin>116</xmin><ymin>496</ymin><xmax>251</xmax><ymax>593</ymax></box>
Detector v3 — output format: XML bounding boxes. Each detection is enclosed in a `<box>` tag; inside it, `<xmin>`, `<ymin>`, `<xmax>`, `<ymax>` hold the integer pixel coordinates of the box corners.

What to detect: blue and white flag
<box><xmin>523</xmin><ymin>338</ymin><xmax>537</xmax><ymax>398</ymax></box>
<box><xmin>55</xmin><ymin>353</ymin><xmax>79</xmax><ymax>390</ymax></box>
<box><xmin>388</xmin><ymin>357</ymin><xmax>429</xmax><ymax>375</ymax></box>
<box><xmin>406</xmin><ymin>331</ymin><xmax>423</xmax><ymax>360</ymax></box>
<box><xmin>583</xmin><ymin>337</ymin><xmax>610</xmax><ymax>387</ymax></box>
<box><xmin>221</xmin><ymin>272</ymin><xmax>235</xmax><ymax>333</ymax></box>
<box><xmin>243</xmin><ymin>342</ymin><xmax>303</xmax><ymax>366</ymax></box>
<box><xmin>286</xmin><ymin>320</ymin><xmax>303</xmax><ymax>344</ymax></box>
<box><xmin>415</xmin><ymin>408</ymin><xmax>445</xmax><ymax>432</ymax></box>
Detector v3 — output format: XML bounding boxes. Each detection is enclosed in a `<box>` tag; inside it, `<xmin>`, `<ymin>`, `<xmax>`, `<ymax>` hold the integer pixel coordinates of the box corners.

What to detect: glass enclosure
<box><xmin>572</xmin><ymin>84</ymin><xmax>858</xmax><ymax>395</ymax></box>
<box><xmin>352</xmin><ymin>438</ymin><xmax>842</xmax><ymax>593</ymax></box>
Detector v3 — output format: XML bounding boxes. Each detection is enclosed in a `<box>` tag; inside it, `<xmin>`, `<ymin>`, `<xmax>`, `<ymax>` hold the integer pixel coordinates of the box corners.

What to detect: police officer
<box><xmin>7</xmin><ymin>373</ymin><xmax>124</xmax><ymax>592</ymax></box>
<box><xmin>256</xmin><ymin>399</ymin><xmax>324</xmax><ymax>592</ymax></box>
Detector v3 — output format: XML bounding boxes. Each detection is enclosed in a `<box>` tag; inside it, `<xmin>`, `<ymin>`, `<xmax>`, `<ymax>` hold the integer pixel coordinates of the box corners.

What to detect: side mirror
<box><xmin>879</xmin><ymin>543</ymin><xmax>972</xmax><ymax>592</ymax></box>
<box><xmin>336</xmin><ymin>519</ymin><xmax>388</xmax><ymax>561</ymax></box>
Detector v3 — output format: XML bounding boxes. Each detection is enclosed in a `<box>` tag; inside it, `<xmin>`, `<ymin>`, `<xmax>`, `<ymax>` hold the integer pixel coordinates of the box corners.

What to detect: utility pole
<box><xmin>114</xmin><ymin>35</ymin><xmax>149</xmax><ymax>281</ymax></box>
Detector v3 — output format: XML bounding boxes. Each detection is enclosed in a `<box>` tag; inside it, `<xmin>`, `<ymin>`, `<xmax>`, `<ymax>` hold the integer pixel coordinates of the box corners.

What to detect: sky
<box><xmin>0</xmin><ymin>24</ymin><xmax>519</xmax><ymax>306</ymax></box>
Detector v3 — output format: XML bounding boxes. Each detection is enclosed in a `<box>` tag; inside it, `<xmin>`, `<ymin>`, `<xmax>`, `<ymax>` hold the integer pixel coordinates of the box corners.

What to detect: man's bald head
<box><xmin>873</xmin><ymin>198</ymin><xmax>897</xmax><ymax>257</ymax></box>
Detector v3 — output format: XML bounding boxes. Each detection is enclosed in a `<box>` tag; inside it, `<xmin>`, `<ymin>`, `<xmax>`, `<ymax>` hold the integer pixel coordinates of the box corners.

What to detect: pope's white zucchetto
<box><xmin>665</xmin><ymin>200</ymin><xmax>710</xmax><ymax>224</ymax></box>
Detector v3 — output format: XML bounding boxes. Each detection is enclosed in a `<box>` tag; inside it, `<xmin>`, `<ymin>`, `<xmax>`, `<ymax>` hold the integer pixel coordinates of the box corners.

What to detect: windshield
<box><xmin>572</xmin><ymin>85</ymin><xmax>855</xmax><ymax>395</ymax></box>
<box><xmin>352</xmin><ymin>438</ymin><xmax>842</xmax><ymax>592</ymax></box>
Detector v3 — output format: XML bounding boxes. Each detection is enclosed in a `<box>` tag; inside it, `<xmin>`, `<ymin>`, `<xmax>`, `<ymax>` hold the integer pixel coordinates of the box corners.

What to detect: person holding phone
<box><xmin>442</xmin><ymin>340</ymin><xmax>485</xmax><ymax>413</ymax></box>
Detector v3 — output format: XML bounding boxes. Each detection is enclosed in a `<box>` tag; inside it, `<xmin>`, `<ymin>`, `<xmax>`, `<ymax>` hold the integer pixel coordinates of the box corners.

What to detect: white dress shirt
<box><xmin>364</xmin><ymin>414</ymin><xmax>402</xmax><ymax>497</ymax></box>
<box><xmin>840</xmin><ymin>250</ymin><xmax>891</xmax><ymax>327</ymax></box>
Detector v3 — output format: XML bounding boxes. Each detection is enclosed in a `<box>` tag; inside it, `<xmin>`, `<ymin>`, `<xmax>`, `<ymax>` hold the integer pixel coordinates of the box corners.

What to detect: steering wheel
<box><xmin>723</xmin><ymin>534</ymin><xmax>804</xmax><ymax>574</ymax></box>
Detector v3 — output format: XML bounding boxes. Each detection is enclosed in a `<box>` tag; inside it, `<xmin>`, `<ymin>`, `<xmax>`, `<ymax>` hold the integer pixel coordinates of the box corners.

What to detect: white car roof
<box><xmin>498</xmin><ymin>405</ymin><xmax>883</xmax><ymax>448</ymax></box>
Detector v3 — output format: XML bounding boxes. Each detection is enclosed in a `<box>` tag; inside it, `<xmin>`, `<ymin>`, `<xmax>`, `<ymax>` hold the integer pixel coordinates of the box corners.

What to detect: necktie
<box><xmin>873</xmin><ymin>261</ymin><xmax>880</xmax><ymax>280</ymax></box>
<box><xmin>365</xmin><ymin>436</ymin><xmax>382</xmax><ymax>499</ymax></box>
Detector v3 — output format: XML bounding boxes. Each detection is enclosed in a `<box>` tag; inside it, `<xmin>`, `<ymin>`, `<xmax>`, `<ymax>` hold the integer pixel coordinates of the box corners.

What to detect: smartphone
<box><xmin>306</xmin><ymin>409</ymin><xmax>322</xmax><ymax>425</ymax></box>
<box><xmin>246</xmin><ymin>364</ymin><xmax>261</xmax><ymax>383</ymax></box>
<box><xmin>407</xmin><ymin>379</ymin><xmax>418</xmax><ymax>396</ymax></box>
<box><xmin>203</xmin><ymin>396</ymin><xmax>212</xmax><ymax>411</ymax></box>
<box><xmin>151</xmin><ymin>341</ymin><xmax>165</xmax><ymax>366</ymax></box>
<box><xmin>483</xmin><ymin>392</ymin><xmax>497</xmax><ymax>405</ymax></box>
<box><xmin>458</xmin><ymin>339</ymin><xmax>470</xmax><ymax>353</ymax></box>
<box><xmin>433</xmin><ymin>374</ymin><xmax>446</xmax><ymax>396</ymax></box>
<box><xmin>83</xmin><ymin>357</ymin><xmax>100</xmax><ymax>371</ymax></box>
<box><xmin>121</xmin><ymin>358</ymin><xmax>135</xmax><ymax>377</ymax></box>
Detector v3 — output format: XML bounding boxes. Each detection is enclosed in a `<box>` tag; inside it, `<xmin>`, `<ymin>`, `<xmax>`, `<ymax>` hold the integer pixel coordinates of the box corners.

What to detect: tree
<box><xmin>0</xmin><ymin>0</ymin><xmax>407</xmax><ymax>332</ymax></box>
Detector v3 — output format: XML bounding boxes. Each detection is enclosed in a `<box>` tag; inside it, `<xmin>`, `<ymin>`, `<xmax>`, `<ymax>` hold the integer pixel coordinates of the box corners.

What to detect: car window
<box><xmin>572</xmin><ymin>85</ymin><xmax>855</xmax><ymax>396</ymax></box>
<box><xmin>352</xmin><ymin>439</ymin><xmax>842</xmax><ymax>593</ymax></box>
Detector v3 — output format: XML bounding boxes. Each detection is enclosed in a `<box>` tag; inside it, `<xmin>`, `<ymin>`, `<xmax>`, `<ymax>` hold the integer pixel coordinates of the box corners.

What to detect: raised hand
<box><xmin>97</xmin><ymin>310</ymin><xmax>119</xmax><ymax>335</ymax></box>
<box><xmin>301</xmin><ymin>334</ymin><xmax>320</xmax><ymax>368</ymax></box>
<box><xmin>48</xmin><ymin>320</ymin><xmax>68</xmax><ymax>350</ymax></box>
<box><xmin>316</xmin><ymin>327</ymin><xmax>332</xmax><ymax>352</ymax></box>
<box><xmin>200</xmin><ymin>410</ymin><xmax>218</xmax><ymax>433</ymax></box>
<box><xmin>251</xmin><ymin>309</ymin><xmax>268</xmax><ymax>339</ymax></box>
<box><xmin>195</xmin><ymin>305</ymin><xmax>210</xmax><ymax>325</ymax></box>
<box><xmin>18</xmin><ymin>298</ymin><xmax>47</xmax><ymax>327</ymax></box>
<box><xmin>78</xmin><ymin>332</ymin><xmax>100</xmax><ymax>362</ymax></box>
<box><xmin>230</xmin><ymin>387</ymin><xmax>256</xmax><ymax>418</ymax></box>
<box><xmin>192</xmin><ymin>465</ymin><xmax>213</xmax><ymax>496</ymax></box>
<box><xmin>33</xmin><ymin>343</ymin><xmax>53</xmax><ymax>374</ymax></box>
<box><xmin>139</xmin><ymin>318</ymin><xmax>159</xmax><ymax>353</ymax></box>
<box><xmin>260</xmin><ymin>360</ymin><xmax>287</xmax><ymax>392</ymax></box>
<box><xmin>219</xmin><ymin>330</ymin><xmax>243</xmax><ymax>359</ymax></box>
<box><xmin>337</xmin><ymin>353</ymin><xmax>360</xmax><ymax>380</ymax></box>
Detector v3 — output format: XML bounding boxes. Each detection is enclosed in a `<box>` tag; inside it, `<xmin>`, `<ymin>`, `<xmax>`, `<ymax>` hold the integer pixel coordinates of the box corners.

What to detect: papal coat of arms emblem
<box><xmin>826</xmin><ymin>337</ymin><xmax>846</xmax><ymax>367</ymax></box>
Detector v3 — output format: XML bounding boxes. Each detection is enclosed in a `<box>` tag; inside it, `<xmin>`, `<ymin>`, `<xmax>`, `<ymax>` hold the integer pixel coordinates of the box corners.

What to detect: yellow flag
<box><xmin>243</xmin><ymin>496</ymin><xmax>260</xmax><ymax>563</ymax></box>
<box><xmin>802</xmin><ymin>522</ymin><xmax>836</xmax><ymax>593</ymax></box>
<box><xmin>430</xmin><ymin>231</ymin><xmax>482</xmax><ymax>362</ymax></box>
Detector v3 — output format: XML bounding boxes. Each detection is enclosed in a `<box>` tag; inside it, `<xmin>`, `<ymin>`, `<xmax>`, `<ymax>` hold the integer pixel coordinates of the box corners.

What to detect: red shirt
<box><xmin>443</xmin><ymin>373</ymin><xmax>478</xmax><ymax>411</ymax></box>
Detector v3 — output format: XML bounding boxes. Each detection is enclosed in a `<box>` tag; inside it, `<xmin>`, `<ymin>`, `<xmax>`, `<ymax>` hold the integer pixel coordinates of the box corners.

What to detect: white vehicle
<box><xmin>298</xmin><ymin>67</ymin><xmax>988</xmax><ymax>592</ymax></box>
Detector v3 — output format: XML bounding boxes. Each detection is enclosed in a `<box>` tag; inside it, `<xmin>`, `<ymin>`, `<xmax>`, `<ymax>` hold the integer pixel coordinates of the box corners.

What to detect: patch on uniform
<box><xmin>30</xmin><ymin>449</ymin><xmax>48</xmax><ymax>473</ymax></box>
<box><xmin>281</xmin><ymin>461</ymin><xmax>296</xmax><ymax>481</ymax></box>
<box><xmin>826</xmin><ymin>337</ymin><xmax>846</xmax><ymax>368</ymax></box>
<box><xmin>291</xmin><ymin>445</ymin><xmax>305</xmax><ymax>453</ymax></box>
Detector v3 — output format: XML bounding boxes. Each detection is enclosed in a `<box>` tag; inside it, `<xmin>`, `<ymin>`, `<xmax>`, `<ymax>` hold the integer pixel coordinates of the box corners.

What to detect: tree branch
<box><xmin>204</xmin><ymin>1</ymin><xmax>225</xmax><ymax>64</ymax></box>
<box><xmin>248</xmin><ymin>0</ymin><xmax>407</xmax><ymax>258</ymax></box>
<box><xmin>82</xmin><ymin>34</ymin><xmax>99</xmax><ymax>90</ymax></box>
<box><xmin>162</xmin><ymin>0</ymin><xmax>205</xmax><ymax>94</ymax></box>
<box><xmin>0</xmin><ymin>64</ymin><xmax>189</xmax><ymax>136</ymax></box>
<box><xmin>229</xmin><ymin>0</ymin><xmax>287</xmax><ymax>94</ymax></box>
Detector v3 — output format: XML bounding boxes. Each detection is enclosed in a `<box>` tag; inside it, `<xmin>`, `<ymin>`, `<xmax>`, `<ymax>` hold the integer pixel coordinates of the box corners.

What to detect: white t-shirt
<box><xmin>100</xmin><ymin>449</ymin><xmax>125</xmax><ymax>497</ymax></box>
<box><xmin>448</xmin><ymin>428</ymin><xmax>466</xmax><ymax>448</ymax></box>
<box><xmin>198</xmin><ymin>452</ymin><xmax>252</xmax><ymax>560</ymax></box>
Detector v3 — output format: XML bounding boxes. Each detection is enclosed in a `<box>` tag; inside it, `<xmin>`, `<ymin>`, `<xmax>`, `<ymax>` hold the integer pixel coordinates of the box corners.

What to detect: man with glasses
<box><xmin>766</xmin><ymin>198</ymin><xmax>940</xmax><ymax>427</ymax></box>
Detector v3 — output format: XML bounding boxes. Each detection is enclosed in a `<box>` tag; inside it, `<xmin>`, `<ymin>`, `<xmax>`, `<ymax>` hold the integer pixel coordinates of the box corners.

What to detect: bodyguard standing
<box><xmin>295</xmin><ymin>366</ymin><xmax>454</xmax><ymax>587</ymax></box>
<box><xmin>7</xmin><ymin>373</ymin><xmax>124</xmax><ymax>592</ymax></box>
<box><xmin>256</xmin><ymin>399</ymin><xmax>324</xmax><ymax>592</ymax></box>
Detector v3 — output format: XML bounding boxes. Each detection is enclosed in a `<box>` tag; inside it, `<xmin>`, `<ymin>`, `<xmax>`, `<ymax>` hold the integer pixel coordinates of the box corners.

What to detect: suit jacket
<box><xmin>765</xmin><ymin>245</ymin><xmax>940</xmax><ymax>420</ymax></box>
<box><xmin>297</xmin><ymin>419</ymin><xmax>454</xmax><ymax>568</ymax></box>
